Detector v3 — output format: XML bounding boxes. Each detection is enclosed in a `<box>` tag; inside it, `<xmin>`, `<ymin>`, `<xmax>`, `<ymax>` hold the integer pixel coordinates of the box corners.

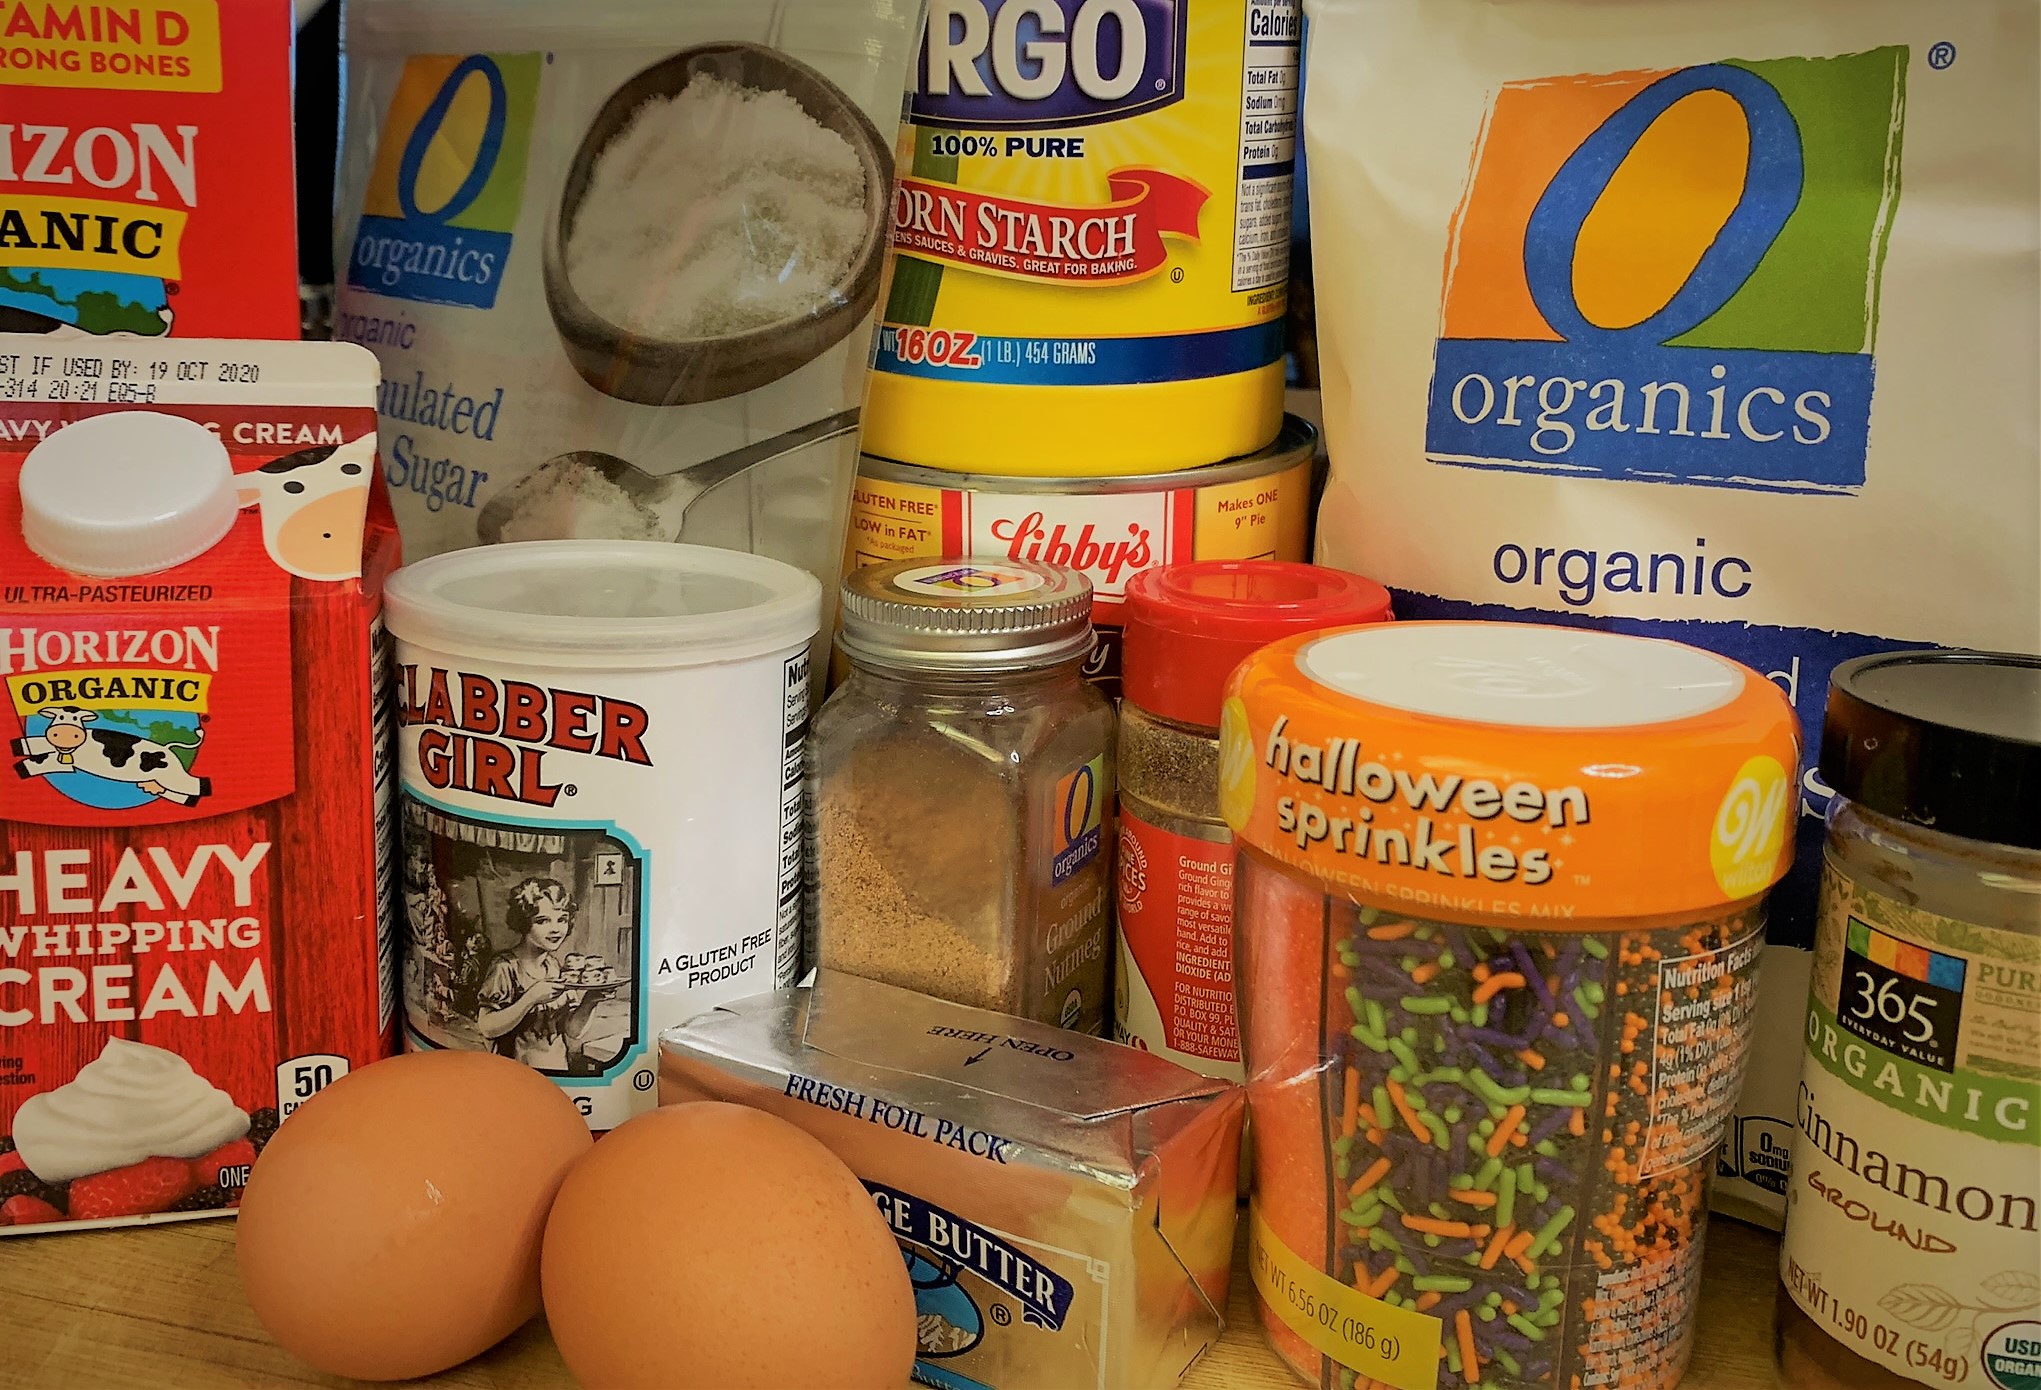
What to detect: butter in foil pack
<box><xmin>658</xmin><ymin>971</ymin><xmax>1244</xmax><ymax>1390</ymax></box>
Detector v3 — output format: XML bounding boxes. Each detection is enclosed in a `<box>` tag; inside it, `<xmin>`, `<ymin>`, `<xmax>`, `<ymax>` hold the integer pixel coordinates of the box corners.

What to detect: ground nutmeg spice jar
<box><xmin>1223</xmin><ymin>621</ymin><xmax>1800</xmax><ymax>1390</ymax></box>
<box><xmin>1776</xmin><ymin>650</ymin><xmax>2041</xmax><ymax>1390</ymax></box>
<box><xmin>806</xmin><ymin>558</ymin><xmax>1115</xmax><ymax>1033</ymax></box>
<box><xmin>1115</xmin><ymin>560</ymin><xmax>1393</xmax><ymax>1080</ymax></box>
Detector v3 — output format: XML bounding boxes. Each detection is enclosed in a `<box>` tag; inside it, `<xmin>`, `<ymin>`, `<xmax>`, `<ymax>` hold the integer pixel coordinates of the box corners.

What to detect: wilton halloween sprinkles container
<box><xmin>1221</xmin><ymin>623</ymin><xmax>1799</xmax><ymax>1390</ymax></box>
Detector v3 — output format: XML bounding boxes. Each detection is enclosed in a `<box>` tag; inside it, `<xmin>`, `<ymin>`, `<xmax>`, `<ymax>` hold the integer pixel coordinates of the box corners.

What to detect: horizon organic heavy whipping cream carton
<box><xmin>0</xmin><ymin>337</ymin><xmax>397</xmax><ymax>1235</ymax></box>
<box><xmin>0</xmin><ymin>0</ymin><xmax>301</xmax><ymax>339</ymax></box>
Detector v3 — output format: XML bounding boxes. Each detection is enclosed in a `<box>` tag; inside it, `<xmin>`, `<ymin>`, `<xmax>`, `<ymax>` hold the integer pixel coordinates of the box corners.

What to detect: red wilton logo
<box><xmin>990</xmin><ymin>513</ymin><xmax>1154</xmax><ymax>587</ymax></box>
<box><xmin>398</xmin><ymin>666</ymin><xmax>651</xmax><ymax>808</ymax></box>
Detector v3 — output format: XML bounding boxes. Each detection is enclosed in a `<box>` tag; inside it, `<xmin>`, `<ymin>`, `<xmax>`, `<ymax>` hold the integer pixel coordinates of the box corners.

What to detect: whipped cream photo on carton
<box><xmin>660</xmin><ymin>970</ymin><xmax>1246</xmax><ymax>1390</ymax></box>
<box><xmin>0</xmin><ymin>337</ymin><xmax>398</xmax><ymax>1235</ymax></box>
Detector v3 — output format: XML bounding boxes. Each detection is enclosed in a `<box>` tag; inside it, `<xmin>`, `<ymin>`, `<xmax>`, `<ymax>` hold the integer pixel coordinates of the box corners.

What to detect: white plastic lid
<box><xmin>837</xmin><ymin>557</ymin><xmax>1094</xmax><ymax>672</ymax></box>
<box><xmin>1296</xmin><ymin>622</ymin><xmax>1745</xmax><ymax>729</ymax></box>
<box><xmin>20</xmin><ymin>412</ymin><xmax>239</xmax><ymax>577</ymax></box>
<box><xmin>383</xmin><ymin>540</ymin><xmax>823</xmax><ymax>669</ymax></box>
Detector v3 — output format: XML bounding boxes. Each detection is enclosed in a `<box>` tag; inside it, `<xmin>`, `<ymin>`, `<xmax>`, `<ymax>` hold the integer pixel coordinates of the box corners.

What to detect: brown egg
<box><xmin>237</xmin><ymin>1051</ymin><xmax>592</xmax><ymax>1381</ymax></box>
<box><xmin>542</xmin><ymin>1102</ymin><xmax>916</xmax><ymax>1390</ymax></box>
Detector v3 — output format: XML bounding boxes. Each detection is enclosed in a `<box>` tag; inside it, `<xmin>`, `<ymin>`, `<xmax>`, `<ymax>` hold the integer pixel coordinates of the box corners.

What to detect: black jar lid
<box><xmin>1821</xmin><ymin>650</ymin><xmax>2041</xmax><ymax>850</ymax></box>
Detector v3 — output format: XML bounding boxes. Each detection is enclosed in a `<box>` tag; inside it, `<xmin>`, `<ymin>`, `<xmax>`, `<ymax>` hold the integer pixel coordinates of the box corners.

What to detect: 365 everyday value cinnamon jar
<box><xmin>806</xmin><ymin>558</ymin><xmax>1115</xmax><ymax>1033</ymax></box>
<box><xmin>1114</xmin><ymin>561</ymin><xmax>1392</xmax><ymax>1080</ymax></box>
<box><xmin>1776</xmin><ymin>650</ymin><xmax>2041</xmax><ymax>1390</ymax></box>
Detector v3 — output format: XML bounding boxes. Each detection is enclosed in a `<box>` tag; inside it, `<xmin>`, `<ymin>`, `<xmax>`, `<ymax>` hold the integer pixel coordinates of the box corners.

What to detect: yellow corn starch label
<box><xmin>1250</xmin><ymin>1202</ymin><xmax>1443</xmax><ymax>1390</ymax></box>
<box><xmin>865</xmin><ymin>1</ymin><xmax>1301</xmax><ymax>471</ymax></box>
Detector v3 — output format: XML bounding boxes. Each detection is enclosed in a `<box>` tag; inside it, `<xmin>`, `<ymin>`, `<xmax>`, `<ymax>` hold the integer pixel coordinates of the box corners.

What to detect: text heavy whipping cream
<box><xmin>384</xmin><ymin>541</ymin><xmax>820</xmax><ymax>1131</ymax></box>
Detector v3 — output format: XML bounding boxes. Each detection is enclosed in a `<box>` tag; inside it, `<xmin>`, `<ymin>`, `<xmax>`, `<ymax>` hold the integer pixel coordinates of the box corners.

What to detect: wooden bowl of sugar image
<box><xmin>543</xmin><ymin>43</ymin><xmax>891</xmax><ymax>408</ymax></box>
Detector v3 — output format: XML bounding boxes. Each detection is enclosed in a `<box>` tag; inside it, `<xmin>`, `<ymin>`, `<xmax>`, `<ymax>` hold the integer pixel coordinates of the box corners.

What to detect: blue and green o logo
<box><xmin>348</xmin><ymin>52</ymin><xmax>542</xmax><ymax>310</ymax></box>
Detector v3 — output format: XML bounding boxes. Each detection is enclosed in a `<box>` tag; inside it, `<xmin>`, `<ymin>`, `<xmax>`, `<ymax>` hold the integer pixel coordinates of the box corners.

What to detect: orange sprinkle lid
<box><xmin>1220</xmin><ymin>622</ymin><xmax>1801</xmax><ymax>924</ymax></box>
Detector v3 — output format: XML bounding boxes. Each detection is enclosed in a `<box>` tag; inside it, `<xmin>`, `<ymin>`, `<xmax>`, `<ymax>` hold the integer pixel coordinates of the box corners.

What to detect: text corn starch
<box><xmin>864</xmin><ymin>0</ymin><xmax>1299</xmax><ymax>475</ymax></box>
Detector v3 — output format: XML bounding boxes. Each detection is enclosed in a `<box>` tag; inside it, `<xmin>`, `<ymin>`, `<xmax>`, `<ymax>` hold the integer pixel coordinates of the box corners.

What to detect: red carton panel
<box><xmin>0</xmin><ymin>1</ymin><xmax>299</xmax><ymax>339</ymax></box>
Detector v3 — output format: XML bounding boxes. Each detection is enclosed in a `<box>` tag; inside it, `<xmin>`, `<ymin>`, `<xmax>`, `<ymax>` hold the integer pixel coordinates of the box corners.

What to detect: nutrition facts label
<box><xmin>370</xmin><ymin>619</ymin><xmax>399</xmax><ymax>1033</ymax></box>
<box><xmin>1642</xmin><ymin>927</ymin><xmax>1765</xmax><ymax>1176</ymax></box>
<box><xmin>1582</xmin><ymin>1240</ymin><xmax>1703</xmax><ymax>1386</ymax></box>
<box><xmin>1235</xmin><ymin>0</ymin><xmax>1301</xmax><ymax>293</ymax></box>
<box><xmin>776</xmin><ymin>652</ymin><xmax>809</xmax><ymax>984</ymax></box>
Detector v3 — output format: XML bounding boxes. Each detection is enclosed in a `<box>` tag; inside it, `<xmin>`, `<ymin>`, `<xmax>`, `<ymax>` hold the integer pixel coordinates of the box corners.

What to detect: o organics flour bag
<box><xmin>333</xmin><ymin>0</ymin><xmax>918</xmax><ymax>647</ymax></box>
<box><xmin>1302</xmin><ymin>0</ymin><xmax>2040</xmax><ymax>1224</ymax></box>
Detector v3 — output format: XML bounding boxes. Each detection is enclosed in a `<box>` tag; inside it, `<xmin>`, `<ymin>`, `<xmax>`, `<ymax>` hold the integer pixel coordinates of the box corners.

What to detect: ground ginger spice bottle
<box><xmin>1114</xmin><ymin>561</ymin><xmax>1392</xmax><ymax>1079</ymax></box>
<box><xmin>1777</xmin><ymin>650</ymin><xmax>2041</xmax><ymax>1390</ymax></box>
<box><xmin>806</xmin><ymin>558</ymin><xmax>1116</xmax><ymax>1033</ymax></box>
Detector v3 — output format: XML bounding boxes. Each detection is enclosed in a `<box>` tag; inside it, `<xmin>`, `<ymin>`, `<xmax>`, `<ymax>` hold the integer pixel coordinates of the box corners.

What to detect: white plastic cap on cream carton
<box><xmin>19</xmin><ymin>412</ymin><xmax>239</xmax><ymax>578</ymax></box>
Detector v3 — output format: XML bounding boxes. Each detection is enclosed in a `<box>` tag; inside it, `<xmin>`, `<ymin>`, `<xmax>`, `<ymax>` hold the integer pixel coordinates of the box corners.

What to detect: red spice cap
<box><xmin>1120</xmin><ymin>561</ymin><xmax>1393</xmax><ymax>727</ymax></box>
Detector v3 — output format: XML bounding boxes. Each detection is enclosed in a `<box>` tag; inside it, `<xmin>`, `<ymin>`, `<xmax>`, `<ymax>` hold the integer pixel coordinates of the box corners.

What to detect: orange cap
<box><xmin>1218</xmin><ymin>623</ymin><xmax>1801</xmax><ymax>925</ymax></box>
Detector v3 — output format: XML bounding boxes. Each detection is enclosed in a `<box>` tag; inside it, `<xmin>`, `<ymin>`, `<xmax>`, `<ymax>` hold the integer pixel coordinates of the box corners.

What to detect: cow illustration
<box><xmin>237</xmin><ymin>433</ymin><xmax>375</xmax><ymax>582</ymax></box>
<box><xmin>12</xmin><ymin>707</ymin><xmax>210</xmax><ymax>806</ymax></box>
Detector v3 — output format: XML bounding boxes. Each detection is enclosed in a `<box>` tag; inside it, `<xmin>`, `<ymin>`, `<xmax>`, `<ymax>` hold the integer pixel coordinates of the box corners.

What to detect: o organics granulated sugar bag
<box><xmin>334</xmin><ymin>0</ymin><xmax>917</xmax><ymax>661</ymax></box>
<box><xmin>1302</xmin><ymin>0</ymin><xmax>2040</xmax><ymax>1225</ymax></box>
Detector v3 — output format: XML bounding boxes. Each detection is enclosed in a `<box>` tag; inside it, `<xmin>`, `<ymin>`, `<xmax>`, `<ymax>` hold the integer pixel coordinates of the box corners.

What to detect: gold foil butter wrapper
<box><xmin>659</xmin><ymin>971</ymin><xmax>1245</xmax><ymax>1390</ymax></box>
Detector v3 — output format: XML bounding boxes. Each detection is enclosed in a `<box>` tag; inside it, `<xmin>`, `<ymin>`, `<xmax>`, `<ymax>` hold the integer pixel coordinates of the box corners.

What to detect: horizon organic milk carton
<box><xmin>0</xmin><ymin>337</ymin><xmax>397</xmax><ymax>1235</ymax></box>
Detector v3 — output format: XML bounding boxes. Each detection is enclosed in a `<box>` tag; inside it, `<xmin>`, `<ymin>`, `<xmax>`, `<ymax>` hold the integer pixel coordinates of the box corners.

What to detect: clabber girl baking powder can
<box><xmin>863</xmin><ymin>0</ymin><xmax>1301</xmax><ymax>476</ymax></box>
<box><xmin>384</xmin><ymin>541</ymin><xmax>821</xmax><ymax>1132</ymax></box>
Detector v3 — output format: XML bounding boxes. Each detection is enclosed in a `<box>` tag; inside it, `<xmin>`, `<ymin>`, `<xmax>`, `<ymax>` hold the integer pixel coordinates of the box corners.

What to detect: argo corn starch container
<box><xmin>863</xmin><ymin>0</ymin><xmax>1300</xmax><ymax>475</ymax></box>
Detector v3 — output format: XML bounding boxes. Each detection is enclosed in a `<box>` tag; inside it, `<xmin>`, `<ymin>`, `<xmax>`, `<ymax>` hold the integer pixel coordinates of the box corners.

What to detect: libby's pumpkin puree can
<box><xmin>863</xmin><ymin>0</ymin><xmax>1300</xmax><ymax>476</ymax></box>
<box><xmin>844</xmin><ymin>416</ymin><xmax>1315</xmax><ymax>697</ymax></box>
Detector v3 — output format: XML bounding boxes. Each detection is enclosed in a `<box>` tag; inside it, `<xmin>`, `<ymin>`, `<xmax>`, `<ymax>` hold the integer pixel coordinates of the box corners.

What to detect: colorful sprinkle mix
<box><xmin>1246</xmin><ymin>869</ymin><xmax>1763</xmax><ymax>1390</ymax></box>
